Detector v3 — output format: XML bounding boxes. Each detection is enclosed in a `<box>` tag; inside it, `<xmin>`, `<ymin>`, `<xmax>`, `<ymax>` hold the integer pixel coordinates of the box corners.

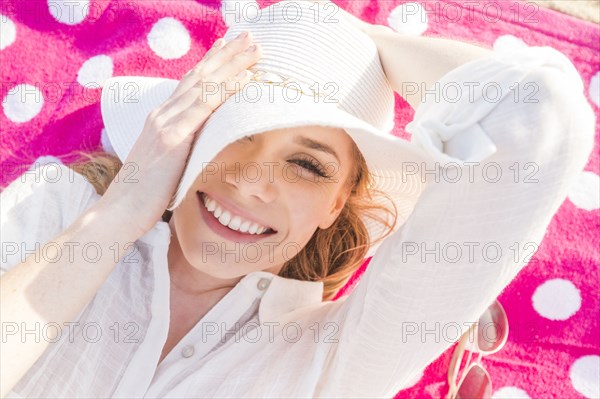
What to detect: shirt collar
<box><xmin>238</xmin><ymin>270</ymin><xmax>324</xmax><ymax>324</ymax></box>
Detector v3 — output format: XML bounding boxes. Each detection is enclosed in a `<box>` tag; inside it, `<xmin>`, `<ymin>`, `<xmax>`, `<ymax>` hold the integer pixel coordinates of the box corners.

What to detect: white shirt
<box><xmin>1</xmin><ymin>45</ymin><xmax>595</xmax><ymax>398</ymax></box>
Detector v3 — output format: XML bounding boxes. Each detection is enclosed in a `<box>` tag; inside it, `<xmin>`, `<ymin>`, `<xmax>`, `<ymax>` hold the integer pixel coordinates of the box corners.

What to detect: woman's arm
<box><xmin>327</xmin><ymin>1</ymin><xmax>495</xmax><ymax>109</ymax></box>
<box><xmin>0</xmin><ymin>175</ymin><xmax>142</xmax><ymax>398</ymax></box>
<box><xmin>314</xmin><ymin>45</ymin><xmax>596</xmax><ymax>397</ymax></box>
<box><xmin>369</xmin><ymin>30</ymin><xmax>495</xmax><ymax>109</ymax></box>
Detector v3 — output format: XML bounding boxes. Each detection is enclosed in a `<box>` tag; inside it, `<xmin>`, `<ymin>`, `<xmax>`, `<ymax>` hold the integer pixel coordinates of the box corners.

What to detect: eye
<box><xmin>290</xmin><ymin>155</ymin><xmax>331</xmax><ymax>178</ymax></box>
<box><xmin>234</xmin><ymin>136</ymin><xmax>332</xmax><ymax>179</ymax></box>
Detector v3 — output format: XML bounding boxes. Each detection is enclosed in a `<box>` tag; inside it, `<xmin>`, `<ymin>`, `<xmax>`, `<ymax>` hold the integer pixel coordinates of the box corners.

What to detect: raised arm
<box><xmin>314</xmin><ymin>43</ymin><xmax>596</xmax><ymax>397</ymax></box>
<box><xmin>372</xmin><ymin>30</ymin><xmax>495</xmax><ymax>110</ymax></box>
<box><xmin>331</xmin><ymin>3</ymin><xmax>495</xmax><ymax>110</ymax></box>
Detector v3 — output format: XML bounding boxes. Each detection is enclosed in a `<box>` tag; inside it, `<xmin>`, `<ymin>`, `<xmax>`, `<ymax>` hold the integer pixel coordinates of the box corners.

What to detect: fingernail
<box><xmin>236</xmin><ymin>31</ymin><xmax>248</xmax><ymax>40</ymax></box>
<box><xmin>245</xmin><ymin>44</ymin><xmax>257</xmax><ymax>52</ymax></box>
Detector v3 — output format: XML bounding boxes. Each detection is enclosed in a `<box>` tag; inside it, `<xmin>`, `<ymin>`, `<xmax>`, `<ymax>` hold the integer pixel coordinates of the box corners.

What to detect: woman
<box><xmin>1</xmin><ymin>1</ymin><xmax>595</xmax><ymax>397</ymax></box>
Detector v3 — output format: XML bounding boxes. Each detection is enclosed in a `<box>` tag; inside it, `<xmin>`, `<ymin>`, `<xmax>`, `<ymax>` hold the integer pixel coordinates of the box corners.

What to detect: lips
<box><xmin>196</xmin><ymin>191</ymin><xmax>277</xmax><ymax>242</ymax></box>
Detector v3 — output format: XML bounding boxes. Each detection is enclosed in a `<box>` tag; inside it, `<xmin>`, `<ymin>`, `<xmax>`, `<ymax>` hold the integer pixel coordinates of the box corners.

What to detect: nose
<box><xmin>223</xmin><ymin>152</ymin><xmax>278</xmax><ymax>204</ymax></box>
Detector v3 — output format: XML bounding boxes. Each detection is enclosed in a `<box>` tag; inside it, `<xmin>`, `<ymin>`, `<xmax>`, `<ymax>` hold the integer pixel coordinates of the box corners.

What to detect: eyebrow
<box><xmin>294</xmin><ymin>136</ymin><xmax>340</xmax><ymax>164</ymax></box>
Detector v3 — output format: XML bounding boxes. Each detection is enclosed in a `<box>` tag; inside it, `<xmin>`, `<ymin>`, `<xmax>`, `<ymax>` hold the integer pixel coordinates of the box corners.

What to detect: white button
<box><xmin>257</xmin><ymin>278</ymin><xmax>270</xmax><ymax>291</ymax></box>
<box><xmin>181</xmin><ymin>345</ymin><xmax>195</xmax><ymax>358</ymax></box>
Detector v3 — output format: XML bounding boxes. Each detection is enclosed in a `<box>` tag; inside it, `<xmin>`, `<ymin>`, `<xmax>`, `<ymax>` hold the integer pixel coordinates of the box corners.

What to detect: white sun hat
<box><xmin>101</xmin><ymin>0</ymin><xmax>439</xmax><ymax>258</ymax></box>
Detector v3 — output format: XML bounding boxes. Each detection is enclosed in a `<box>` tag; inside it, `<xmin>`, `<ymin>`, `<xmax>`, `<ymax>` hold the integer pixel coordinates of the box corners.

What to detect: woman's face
<box><xmin>171</xmin><ymin>125</ymin><xmax>356</xmax><ymax>279</ymax></box>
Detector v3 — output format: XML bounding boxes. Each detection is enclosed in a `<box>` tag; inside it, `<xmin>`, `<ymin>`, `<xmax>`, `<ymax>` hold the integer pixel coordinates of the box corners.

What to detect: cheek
<box><xmin>284</xmin><ymin>185</ymin><xmax>332</xmax><ymax>233</ymax></box>
<box><xmin>289</xmin><ymin>205</ymin><xmax>320</xmax><ymax>228</ymax></box>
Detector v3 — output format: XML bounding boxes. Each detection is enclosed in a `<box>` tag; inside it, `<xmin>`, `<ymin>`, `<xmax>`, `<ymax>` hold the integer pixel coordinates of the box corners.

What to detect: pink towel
<box><xmin>1</xmin><ymin>1</ymin><xmax>598</xmax><ymax>398</ymax></box>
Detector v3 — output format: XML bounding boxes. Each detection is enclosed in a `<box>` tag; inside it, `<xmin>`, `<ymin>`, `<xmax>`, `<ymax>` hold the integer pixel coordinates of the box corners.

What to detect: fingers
<box><xmin>161</xmin><ymin>39</ymin><xmax>260</xmax><ymax>121</ymax></box>
<box><xmin>208</xmin><ymin>43</ymin><xmax>259</xmax><ymax>88</ymax></box>
<box><xmin>168</xmin><ymin>38</ymin><xmax>226</xmax><ymax>100</ymax></box>
<box><xmin>172</xmin><ymin>32</ymin><xmax>256</xmax><ymax>99</ymax></box>
<box><xmin>170</xmin><ymin>68</ymin><xmax>254</xmax><ymax>134</ymax></box>
<box><xmin>201</xmin><ymin>37</ymin><xmax>226</xmax><ymax>61</ymax></box>
<box><xmin>155</xmin><ymin>31</ymin><xmax>261</xmax><ymax>134</ymax></box>
<box><xmin>201</xmin><ymin>31</ymin><xmax>256</xmax><ymax>76</ymax></box>
<box><xmin>162</xmin><ymin>32</ymin><xmax>259</xmax><ymax>111</ymax></box>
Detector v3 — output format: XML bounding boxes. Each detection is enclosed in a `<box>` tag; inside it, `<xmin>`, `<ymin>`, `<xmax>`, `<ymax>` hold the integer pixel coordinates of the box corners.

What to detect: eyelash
<box><xmin>237</xmin><ymin>136</ymin><xmax>331</xmax><ymax>178</ymax></box>
<box><xmin>291</xmin><ymin>155</ymin><xmax>330</xmax><ymax>178</ymax></box>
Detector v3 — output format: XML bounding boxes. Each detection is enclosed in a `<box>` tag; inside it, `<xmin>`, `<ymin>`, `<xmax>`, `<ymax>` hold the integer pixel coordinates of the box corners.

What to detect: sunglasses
<box><xmin>445</xmin><ymin>300</ymin><xmax>509</xmax><ymax>399</ymax></box>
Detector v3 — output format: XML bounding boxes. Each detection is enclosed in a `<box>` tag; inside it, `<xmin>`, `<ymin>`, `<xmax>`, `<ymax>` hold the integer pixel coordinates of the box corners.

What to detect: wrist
<box><xmin>93</xmin><ymin>188</ymin><xmax>148</xmax><ymax>241</ymax></box>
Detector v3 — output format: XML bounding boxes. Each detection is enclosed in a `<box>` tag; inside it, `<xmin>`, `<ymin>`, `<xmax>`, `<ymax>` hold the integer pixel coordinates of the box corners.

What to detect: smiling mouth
<box><xmin>199</xmin><ymin>192</ymin><xmax>277</xmax><ymax>235</ymax></box>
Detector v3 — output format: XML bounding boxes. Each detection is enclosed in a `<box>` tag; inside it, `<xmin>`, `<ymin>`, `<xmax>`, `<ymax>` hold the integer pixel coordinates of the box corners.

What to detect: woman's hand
<box><xmin>102</xmin><ymin>32</ymin><xmax>262</xmax><ymax>238</ymax></box>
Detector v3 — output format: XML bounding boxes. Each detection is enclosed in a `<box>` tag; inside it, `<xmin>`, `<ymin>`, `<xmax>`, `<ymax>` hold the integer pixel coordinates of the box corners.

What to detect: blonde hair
<box><xmin>52</xmin><ymin>143</ymin><xmax>398</xmax><ymax>301</ymax></box>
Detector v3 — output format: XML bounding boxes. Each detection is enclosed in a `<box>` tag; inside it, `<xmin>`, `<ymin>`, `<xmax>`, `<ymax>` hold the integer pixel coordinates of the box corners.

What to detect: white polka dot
<box><xmin>148</xmin><ymin>17</ymin><xmax>191</xmax><ymax>60</ymax></box>
<box><xmin>2</xmin><ymin>83</ymin><xmax>44</xmax><ymax>123</ymax></box>
<box><xmin>387</xmin><ymin>3</ymin><xmax>428</xmax><ymax>36</ymax></box>
<box><xmin>28</xmin><ymin>156</ymin><xmax>63</xmax><ymax>170</ymax></box>
<box><xmin>221</xmin><ymin>0</ymin><xmax>260</xmax><ymax>27</ymax></box>
<box><xmin>589</xmin><ymin>71</ymin><xmax>599</xmax><ymax>108</ymax></box>
<box><xmin>568</xmin><ymin>171</ymin><xmax>600</xmax><ymax>211</ymax></box>
<box><xmin>532</xmin><ymin>279</ymin><xmax>581</xmax><ymax>321</ymax></box>
<box><xmin>0</xmin><ymin>15</ymin><xmax>16</xmax><ymax>50</ymax></box>
<box><xmin>493</xmin><ymin>35</ymin><xmax>528</xmax><ymax>54</ymax></box>
<box><xmin>570</xmin><ymin>355</ymin><xmax>600</xmax><ymax>399</ymax></box>
<box><xmin>492</xmin><ymin>386</ymin><xmax>531</xmax><ymax>399</ymax></box>
<box><xmin>48</xmin><ymin>0</ymin><xmax>89</xmax><ymax>25</ymax></box>
<box><xmin>100</xmin><ymin>128</ymin><xmax>116</xmax><ymax>155</ymax></box>
<box><xmin>77</xmin><ymin>55</ymin><xmax>113</xmax><ymax>88</ymax></box>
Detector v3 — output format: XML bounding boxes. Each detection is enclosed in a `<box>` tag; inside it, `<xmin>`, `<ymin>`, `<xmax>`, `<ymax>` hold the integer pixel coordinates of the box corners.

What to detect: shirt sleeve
<box><xmin>314</xmin><ymin>45</ymin><xmax>597</xmax><ymax>397</ymax></box>
<box><xmin>1</xmin><ymin>158</ymin><xmax>101</xmax><ymax>276</ymax></box>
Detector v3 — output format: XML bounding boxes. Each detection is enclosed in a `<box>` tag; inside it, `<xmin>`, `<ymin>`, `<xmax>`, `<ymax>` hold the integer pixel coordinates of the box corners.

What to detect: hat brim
<box><xmin>101</xmin><ymin>76</ymin><xmax>433</xmax><ymax>258</ymax></box>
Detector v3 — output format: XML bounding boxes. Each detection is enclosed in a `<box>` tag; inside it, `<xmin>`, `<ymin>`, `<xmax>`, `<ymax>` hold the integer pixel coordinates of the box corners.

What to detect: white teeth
<box><xmin>202</xmin><ymin>193</ymin><xmax>271</xmax><ymax>235</ymax></box>
<box><xmin>229</xmin><ymin>216</ymin><xmax>242</xmax><ymax>230</ymax></box>
<box><xmin>207</xmin><ymin>198</ymin><xmax>216</xmax><ymax>212</ymax></box>
<box><xmin>248</xmin><ymin>223</ymin><xmax>259</xmax><ymax>234</ymax></box>
<box><xmin>218</xmin><ymin>211</ymin><xmax>231</xmax><ymax>225</ymax></box>
<box><xmin>239</xmin><ymin>221</ymin><xmax>251</xmax><ymax>233</ymax></box>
